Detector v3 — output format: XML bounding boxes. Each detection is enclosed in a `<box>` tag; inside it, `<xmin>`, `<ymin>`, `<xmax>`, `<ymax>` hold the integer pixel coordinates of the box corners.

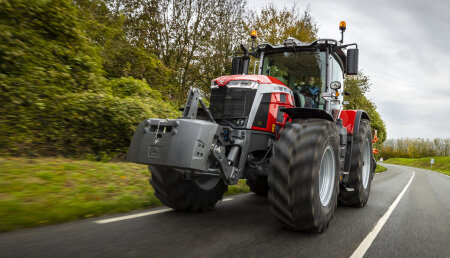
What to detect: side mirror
<box><xmin>231</xmin><ymin>44</ymin><xmax>250</xmax><ymax>75</ymax></box>
<box><xmin>346</xmin><ymin>48</ymin><xmax>359</xmax><ymax>75</ymax></box>
<box><xmin>231</xmin><ymin>57</ymin><xmax>243</xmax><ymax>75</ymax></box>
<box><xmin>230</xmin><ymin>56</ymin><xmax>250</xmax><ymax>75</ymax></box>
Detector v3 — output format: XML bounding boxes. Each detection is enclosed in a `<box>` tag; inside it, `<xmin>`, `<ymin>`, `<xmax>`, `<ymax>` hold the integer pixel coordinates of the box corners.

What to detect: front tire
<box><xmin>268</xmin><ymin>119</ymin><xmax>340</xmax><ymax>232</ymax></box>
<box><xmin>338</xmin><ymin>119</ymin><xmax>373</xmax><ymax>207</ymax></box>
<box><xmin>149</xmin><ymin>165</ymin><xmax>227</xmax><ymax>212</ymax></box>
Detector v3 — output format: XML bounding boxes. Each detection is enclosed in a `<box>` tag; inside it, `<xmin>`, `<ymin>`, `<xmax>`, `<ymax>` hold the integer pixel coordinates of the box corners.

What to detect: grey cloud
<box><xmin>249</xmin><ymin>0</ymin><xmax>450</xmax><ymax>138</ymax></box>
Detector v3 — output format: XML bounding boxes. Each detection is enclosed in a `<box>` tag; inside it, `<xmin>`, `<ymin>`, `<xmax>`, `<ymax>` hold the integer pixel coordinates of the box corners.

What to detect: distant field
<box><xmin>375</xmin><ymin>164</ymin><xmax>387</xmax><ymax>173</ymax></box>
<box><xmin>0</xmin><ymin>157</ymin><xmax>249</xmax><ymax>232</ymax></box>
<box><xmin>384</xmin><ymin>157</ymin><xmax>450</xmax><ymax>176</ymax></box>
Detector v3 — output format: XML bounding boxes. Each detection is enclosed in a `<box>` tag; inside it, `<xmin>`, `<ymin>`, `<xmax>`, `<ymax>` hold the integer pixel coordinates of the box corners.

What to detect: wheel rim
<box><xmin>362</xmin><ymin>139</ymin><xmax>371</xmax><ymax>189</ymax></box>
<box><xmin>319</xmin><ymin>146</ymin><xmax>335</xmax><ymax>207</ymax></box>
<box><xmin>195</xmin><ymin>176</ymin><xmax>220</xmax><ymax>190</ymax></box>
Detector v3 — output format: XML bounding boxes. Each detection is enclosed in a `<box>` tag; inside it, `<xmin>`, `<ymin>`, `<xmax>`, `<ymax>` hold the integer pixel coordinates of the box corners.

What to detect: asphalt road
<box><xmin>1</xmin><ymin>164</ymin><xmax>449</xmax><ymax>258</ymax></box>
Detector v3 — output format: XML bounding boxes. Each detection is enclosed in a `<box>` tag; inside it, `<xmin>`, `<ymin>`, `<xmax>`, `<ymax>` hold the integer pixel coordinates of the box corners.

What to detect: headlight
<box><xmin>211</xmin><ymin>81</ymin><xmax>218</xmax><ymax>88</ymax></box>
<box><xmin>227</xmin><ymin>80</ymin><xmax>259</xmax><ymax>89</ymax></box>
<box><xmin>330</xmin><ymin>81</ymin><xmax>341</xmax><ymax>90</ymax></box>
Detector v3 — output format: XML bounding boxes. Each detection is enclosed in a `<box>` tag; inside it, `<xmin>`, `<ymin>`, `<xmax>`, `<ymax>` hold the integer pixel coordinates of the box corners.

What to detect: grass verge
<box><xmin>384</xmin><ymin>157</ymin><xmax>450</xmax><ymax>176</ymax></box>
<box><xmin>375</xmin><ymin>164</ymin><xmax>387</xmax><ymax>173</ymax></box>
<box><xmin>0</xmin><ymin>157</ymin><xmax>249</xmax><ymax>232</ymax></box>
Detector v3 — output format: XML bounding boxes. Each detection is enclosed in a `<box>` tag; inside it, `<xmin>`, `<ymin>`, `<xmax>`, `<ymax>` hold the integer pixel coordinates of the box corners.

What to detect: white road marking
<box><xmin>350</xmin><ymin>168</ymin><xmax>415</xmax><ymax>258</ymax></box>
<box><xmin>94</xmin><ymin>208</ymin><xmax>172</xmax><ymax>224</ymax></box>
<box><xmin>94</xmin><ymin>197</ymin><xmax>234</xmax><ymax>224</ymax></box>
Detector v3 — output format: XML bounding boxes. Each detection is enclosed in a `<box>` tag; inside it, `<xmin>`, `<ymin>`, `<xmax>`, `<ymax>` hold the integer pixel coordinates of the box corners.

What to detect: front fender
<box><xmin>339</xmin><ymin>110</ymin><xmax>370</xmax><ymax>134</ymax></box>
<box><xmin>280</xmin><ymin>107</ymin><xmax>334</xmax><ymax>122</ymax></box>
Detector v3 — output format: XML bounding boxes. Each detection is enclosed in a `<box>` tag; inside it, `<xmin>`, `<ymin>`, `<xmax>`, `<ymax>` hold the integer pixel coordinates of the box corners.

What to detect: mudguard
<box><xmin>339</xmin><ymin>110</ymin><xmax>370</xmax><ymax>134</ymax></box>
<box><xmin>281</xmin><ymin>107</ymin><xmax>334</xmax><ymax>122</ymax></box>
<box><xmin>340</xmin><ymin>110</ymin><xmax>371</xmax><ymax>178</ymax></box>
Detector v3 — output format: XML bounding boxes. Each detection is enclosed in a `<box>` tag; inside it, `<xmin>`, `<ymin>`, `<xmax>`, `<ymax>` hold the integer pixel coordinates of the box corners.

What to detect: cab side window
<box><xmin>330</xmin><ymin>56</ymin><xmax>344</xmax><ymax>110</ymax></box>
<box><xmin>331</xmin><ymin>56</ymin><xmax>344</xmax><ymax>85</ymax></box>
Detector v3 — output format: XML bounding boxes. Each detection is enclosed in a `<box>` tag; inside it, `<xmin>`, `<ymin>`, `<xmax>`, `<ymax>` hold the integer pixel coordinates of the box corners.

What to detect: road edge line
<box><xmin>94</xmin><ymin>208</ymin><xmax>173</xmax><ymax>224</ymax></box>
<box><xmin>350</xmin><ymin>169</ymin><xmax>415</xmax><ymax>258</ymax></box>
<box><xmin>94</xmin><ymin>197</ymin><xmax>234</xmax><ymax>224</ymax></box>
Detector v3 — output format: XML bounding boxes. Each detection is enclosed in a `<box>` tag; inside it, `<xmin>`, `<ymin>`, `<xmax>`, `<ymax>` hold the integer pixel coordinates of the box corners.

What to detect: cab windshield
<box><xmin>261</xmin><ymin>51</ymin><xmax>326</xmax><ymax>109</ymax></box>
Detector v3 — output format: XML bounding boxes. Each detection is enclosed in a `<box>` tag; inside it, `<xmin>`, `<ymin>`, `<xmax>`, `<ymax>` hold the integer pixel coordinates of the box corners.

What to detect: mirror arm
<box><xmin>233</xmin><ymin>51</ymin><xmax>258</xmax><ymax>58</ymax></box>
<box><xmin>333</xmin><ymin>43</ymin><xmax>358</xmax><ymax>52</ymax></box>
<box><xmin>240</xmin><ymin>44</ymin><xmax>249</xmax><ymax>58</ymax></box>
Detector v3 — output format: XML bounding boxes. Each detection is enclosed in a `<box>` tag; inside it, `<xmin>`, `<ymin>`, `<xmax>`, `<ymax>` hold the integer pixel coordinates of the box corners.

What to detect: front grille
<box><xmin>252</xmin><ymin>93</ymin><xmax>271</xmax><ymax>128</ymax></box>
<box><xmin>209</xmin><ymin>87</ymin><xmax>256</xmax><ymax>127</ymax></box>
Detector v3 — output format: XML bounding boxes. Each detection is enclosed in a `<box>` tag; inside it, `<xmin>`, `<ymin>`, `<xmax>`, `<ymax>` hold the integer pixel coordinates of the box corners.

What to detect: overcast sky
<box><xmin>248</xmin><ymin>0</ymin><xmax>450</xmax><ymax>139</ymax></box>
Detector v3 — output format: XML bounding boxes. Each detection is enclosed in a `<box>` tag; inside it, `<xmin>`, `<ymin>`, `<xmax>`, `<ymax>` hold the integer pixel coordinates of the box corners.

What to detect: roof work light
<box><xmin>339</xmin><ymin>21</ymin><xmax>346</xmax><ymax>43</ymax></box>
<box><xmin>339</xmin><ymin>21</ymin><xmax>346</xmax><ymax>31</ymax></box>
<box><xmin>250</xmin><ymin>30</ymin><xmax>258</xmax><ymax>52</ymax></box>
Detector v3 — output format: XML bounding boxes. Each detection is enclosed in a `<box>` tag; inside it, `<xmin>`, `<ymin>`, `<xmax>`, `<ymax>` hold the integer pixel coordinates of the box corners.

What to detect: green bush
<box><xmin>108</xmin><ymin>77</ymin><xmax>163</xmax><ymax>99</ymax></box>
<box><xmin>375</xmin><ymin>164</ymin><xmax>387</xmax><ymax>173</ymax></box>
<box><xmin>0</xmin><ymin>1</ymin><xmax>179</xmax><ymax>158</ymax></box>
<box><xmin>1</xmin><ymin>90</ymin><xmax>178</xmax><ymax>157</ymax></box>
<box><xmin>0</xmin><ymin>0</ymin><xmax>104</xmax><ymax>95</ymax></box>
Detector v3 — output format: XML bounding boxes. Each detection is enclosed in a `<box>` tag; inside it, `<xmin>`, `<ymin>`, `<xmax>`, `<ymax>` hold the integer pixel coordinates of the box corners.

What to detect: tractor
<box><xmin>127</xmin><ymin>21</ymin><xmax>376</xmax><ymax>232</ymax></box>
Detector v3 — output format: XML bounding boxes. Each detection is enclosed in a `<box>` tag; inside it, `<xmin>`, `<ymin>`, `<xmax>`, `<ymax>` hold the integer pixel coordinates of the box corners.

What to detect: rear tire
<box><xmin>149</xmin><ymin>165</ymin><xmax>227</xmax><ymax>212</ymax></box>
<box><xmin>245</xmin><ymin>166</ymin><xmax>269</xmax><ymax>196</ymax></box>
<box><xmin>338</xmin><ymin>119</ymin><xmax>373</xmax><ymax>207</ymax></box>
<box><xmin>268</xmin><ymin>119</ymin><xmax>340</xmax><ymax>232</ymax></box>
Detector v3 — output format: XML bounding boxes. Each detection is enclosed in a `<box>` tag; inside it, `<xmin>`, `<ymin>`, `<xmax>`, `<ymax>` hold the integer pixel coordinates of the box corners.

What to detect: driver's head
<box><xmin>308</xmin><ymin>77</ymin><xmax>315</xmax><ymax>85</ymax></box>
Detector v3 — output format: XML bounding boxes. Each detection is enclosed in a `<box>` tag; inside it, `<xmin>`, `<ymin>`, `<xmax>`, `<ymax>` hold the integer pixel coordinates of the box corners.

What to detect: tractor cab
<box><xmin>230</xmin><ymin>24</ymin><xmax>359</xmax><ymax>121</ymax></box>
<box><xmin>259</xmin><ymin>39</ymin><xmax>328</xmax><ymax>109</ymax></box>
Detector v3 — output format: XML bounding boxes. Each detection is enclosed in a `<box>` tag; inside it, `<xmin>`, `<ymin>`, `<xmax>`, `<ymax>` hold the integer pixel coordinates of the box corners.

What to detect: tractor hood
<box><xmin>212</xmin><ymin>75</ymin><xmax>286</xmax><ymax>87</ymax></box>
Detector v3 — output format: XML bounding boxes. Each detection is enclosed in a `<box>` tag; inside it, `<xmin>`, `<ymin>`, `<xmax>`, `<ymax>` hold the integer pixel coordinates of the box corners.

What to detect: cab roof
<box><xmin>258</xmin><ymin>38</ymin><xmax>347</xmax><ymax>72</ymax></box>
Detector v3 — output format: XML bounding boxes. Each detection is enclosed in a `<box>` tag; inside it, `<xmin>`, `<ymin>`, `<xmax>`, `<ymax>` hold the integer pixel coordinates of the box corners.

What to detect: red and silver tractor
<box><xmin>127</xmin><ymin>22</ymin><xmax>376</xmax><ymax>232</ymax></box>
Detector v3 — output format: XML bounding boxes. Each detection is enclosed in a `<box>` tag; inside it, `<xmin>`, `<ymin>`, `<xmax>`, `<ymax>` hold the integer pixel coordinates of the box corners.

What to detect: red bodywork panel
<box><xmin>212</xmin><ymin>75</ymin><xmax>286</xmax><ymax>87</ymax></box>
<box><xmin>211</xmin><ymin>74</ymin><xmax>293</xmax><ymax>135</ymax></box>
<box><xmin>251</xmin><ymin>92</ymin><xmax>295</xmax><ymax>134</ymax></box>
<box><xmin>339</xmin><ymin>110</ymin><xmax>358</xmax><ymax>134</ymax></box>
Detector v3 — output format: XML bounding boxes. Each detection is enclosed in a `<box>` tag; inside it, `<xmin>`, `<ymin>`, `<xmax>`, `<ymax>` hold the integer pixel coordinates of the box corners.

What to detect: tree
<box><xmin>380</xmin><ymin>138</ymin><xmax>449</xmax><ymax>159</ymax></box>
<box><xmin>98</xmin><ymin>1</ymin><xmax>317</xmax><ymax>101</ymax></box>
<box><xmin>344</xmin><ymin>72</ymin><xmax>387</xmax><ymax>144</ymax></box>
<box><xmin>74</xmin><ymin>0</ymin><xmax>175</xmax><ymax>96</ymax></box>
<box><xmin>110</xmin><ymin>0</ymin><xmax>247</xmax><ymax>102</ymax></box>
<box><xmin>245</xmin><ymin>4</ymin><xmax>318</xmax><ymax>45</ymax></box>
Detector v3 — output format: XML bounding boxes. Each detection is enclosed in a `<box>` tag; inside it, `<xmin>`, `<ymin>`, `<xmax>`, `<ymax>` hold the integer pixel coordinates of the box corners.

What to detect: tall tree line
<box><xmin>380</xmin><ymin>138</ymin><xmax>449</xmax><ymax>159</ymax></box>
<box><xmin>77</xmin><ymin>0</ymin><xmax>249</xmax><ymax>101</ymax></box>
<box><xmin>75</xmin><ymin>0</ymin><xmax>319</xmax><ymax>101</ymax></box>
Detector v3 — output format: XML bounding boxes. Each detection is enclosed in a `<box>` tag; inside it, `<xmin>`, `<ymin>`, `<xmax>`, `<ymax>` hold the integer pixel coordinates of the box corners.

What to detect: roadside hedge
<box><xmin>0</xmin><ymin>0</ymin><xmax>179</xmax><ymax>158</ymax></box>
<box><xmin>1</xmin><ymin>77</ymin><xmax>179</xmax><ymax>158</ymax></box>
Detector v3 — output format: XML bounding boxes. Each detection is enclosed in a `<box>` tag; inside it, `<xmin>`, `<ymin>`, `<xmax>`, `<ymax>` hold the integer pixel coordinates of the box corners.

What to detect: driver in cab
<box><xmin>295</xmin><ymin>77</ymin><xmax>319</xmax><ymax>108</ymax></box>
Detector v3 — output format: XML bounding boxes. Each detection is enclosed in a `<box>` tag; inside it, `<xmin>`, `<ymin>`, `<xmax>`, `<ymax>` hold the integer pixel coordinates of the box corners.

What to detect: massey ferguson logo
<box><xmin>218</xmin><ymin>79</ymin><xmax>225</xmax><ymax>85</ymax></box>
